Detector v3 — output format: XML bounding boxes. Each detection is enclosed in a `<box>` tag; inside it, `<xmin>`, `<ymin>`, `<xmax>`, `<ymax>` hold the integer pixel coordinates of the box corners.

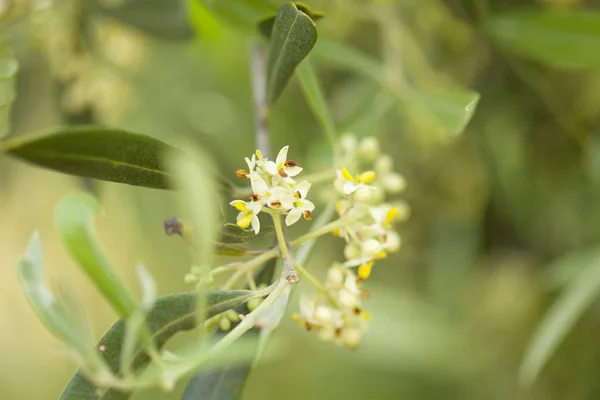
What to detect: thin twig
<box><xmin>250</xmin><ymin>42</ymin><xmax>270</xmax><ymax>157</ymax></box>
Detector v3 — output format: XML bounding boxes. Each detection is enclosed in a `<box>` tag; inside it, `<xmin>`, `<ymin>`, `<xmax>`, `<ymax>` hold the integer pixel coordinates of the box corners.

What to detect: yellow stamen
<box><xmin>362</xmin><ymin>311</ymin><xmax>371</xmax><ymax>320</ymax></box>
<box><xmin>303</xmin><ymin>210</ymin><xmax>312</xmax><ymax>220</ymax></box>
<box><xmin>255</xmin><ymin>149</ymin><xmax>263</xmax><ymax>159</ymax></box>
<box><xmin>359</xmin><ymin>170</ymin><xmax>376</xmax><ymax>184</ymax></box>
<box><xmin>237</xmin><ymin>212</ymin><xmax>252</xmax><ymax>229</ymax></box>
<box><xmin>291</xmin><ymin>313</ymin><xmax>300</xmax><ymax>321</ymax></box>
<box><xmin>358</xmin><ymin>262</ymin><xmax>373</xmax><ymax>280</ymax></box>
<box><xmin>332</xmin><ymin>228</ymin><xmax>340</xmax><ymax>237</ymax></box>
<box><xmin>235</xmin><ymin>169</ymin><xmax>249</xmax><ymax>179</ymax></box>
<box><xmin>374</xmin><ymin>250</ymin><xmax>388</xmax><ymax>260</ymax></box>
<box><xmin>232</xmin><ymin>201</ymin><xmax>248</xmax><ymax>212</ymax></box>
<box><xmin>341</xmin><ymin>167</ymin><xmax>354</xmax><ymax>181</ymax></box>
<box><xmin>385</xmin><ymin>207</ymin><xmax>399</xmax><ymax>224</ymax></box>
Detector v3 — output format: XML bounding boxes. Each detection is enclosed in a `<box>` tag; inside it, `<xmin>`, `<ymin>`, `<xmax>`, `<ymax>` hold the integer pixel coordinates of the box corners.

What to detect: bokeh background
<box><xmin>3</xmin><ymin>0</ymin><xmax>600</xmax><ymax>399</ymax></box>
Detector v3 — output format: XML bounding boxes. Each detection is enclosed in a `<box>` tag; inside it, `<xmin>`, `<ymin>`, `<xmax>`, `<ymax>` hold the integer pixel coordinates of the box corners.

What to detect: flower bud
<box><xmin>247</xmin><ymin>297</ymin><xmax>263</xmax><ymax>312</ymax></box>
<box><xmin>226</xmin><ymin>309</ymin><xmax>240</xmax><ymax>322</ymax></box>
<box><xmin>219</xmin><ymin>317</ymin><xmax>231</xmax><ymax>332</ymax></box>
<box><xmin>375</xmin><ymin>154</ymin><xmax>394</xmax><ymax>174</ymax></box>
<box><xmin>392</xmin><ymin>201</ymin><xmax>411</xmax><ymax>222</ymax></box>
<box><xmin>358</xmin><ymin>137</ymin><xmax>380</xmax><ymax>161</ymax></box>
<box><xmin>383</xmin><ymin>173</ymin><xmax>406</xmax><ymax>193</ymax></box>
<box><xmin>338</xmin><ymin>289</ymin><xmax>359</xmax><ymax>309</ymax></box>
<box><xmin>344</xmin><ymin>244</ymin><xmax>361</xmax><ymax>261</ymax></box>
<box><xmin>339</xmin><ymin>133</ymin><xmax>357</xmax><ymax>154</ymax></box>
<box><xmin>184</xmin><ymin>273</ymin><xmax>198</xmax><ymax>284</ymax></box>
<box><xmin>327</xmin><ymin>265</ymin><xmax>344</xmax><ymax>285</ymax></box>
<box><xmin>362</xmin><ymin>239</ymin><xmax>382</xmax><ymax>258</ymax></box>
<box><xmin>385</xmin><ymin>231</ymin><xmax>402</xmax><ymax>252</ymax></box>
<box><xmin>354</xmin><ymin>186</ymin><xmax>373</xmax><ymax>203</ymax></box>
<box><xmin>342</xmin><ymin>328</ymin><xmax>362</xmax><ymax>349</ymax></box>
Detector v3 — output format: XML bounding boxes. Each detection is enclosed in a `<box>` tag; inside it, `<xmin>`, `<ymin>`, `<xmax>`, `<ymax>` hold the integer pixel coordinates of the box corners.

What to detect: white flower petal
<box><xmin>302</xmin><ymin>200</ymin><xmax>315</xmax><ymax>212</ymax></box>
<box><xmin>247</xmin><ymin>201</ymin><xmax>263</xmax><ymax>214</ymax></box>
<box><xmin>343</xmin><ymin>182</ymin><xmax>359</xmax><ymax>194</ymax></box>
<box><xmin>285</xmin><ymin>166</ymin><xmax>303</xmax><ymax>177</ymax></box>
<box><xmin>265</xmin><ymin>161</ymin><xmax>279</xmax><ymax>176</ymax></box>
<box><xmin>250</xmin><ymin>172</ymin><xmax>269</xmax><ymax>195</ymax></box>
<box><xmin>285</xmin><ymin>208</ymin><xmax>302</xmax><ymax>226</ymax></box>
<box><xmin>251</xmin><ymin>214</ymin><xmax>261</xmax><ymax>234</ymax></box>
<box><xmin>295</xmin><ymin>181</ymin><xmax>312</xmax><ymax>198</ymax></box>
<box><xmin>276</xmin><ymin>145</ymin><xmax>289</xmax><ymax>165</ymax></box>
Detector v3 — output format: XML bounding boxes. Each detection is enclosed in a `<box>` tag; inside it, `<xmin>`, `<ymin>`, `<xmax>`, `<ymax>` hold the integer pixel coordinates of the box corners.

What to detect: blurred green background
<box><xmin>4</xmin><ymin>0</ymin><xmax>600</xmax><ymax>399</ymax></box>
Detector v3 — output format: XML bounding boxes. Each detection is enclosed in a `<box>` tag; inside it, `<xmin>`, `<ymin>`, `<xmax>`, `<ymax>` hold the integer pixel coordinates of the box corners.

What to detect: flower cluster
<box><xmin>230</xmin><ymin>146</ymin><xmax>315</xmax><ymax>234</ymax></box>
<box><xmin>293</xmin><ymin>134</ymin><xmax>408</xmax><ymax>348</ymax></box>
<box><xmin>334</xmin><ymin>135</ymin><xmax>409</xmax><ymax>276</ymax></box>
<box><xmin>293</xmin><ymin>263</ymin><xmax>370</xmax><ymax>349</ymax></box>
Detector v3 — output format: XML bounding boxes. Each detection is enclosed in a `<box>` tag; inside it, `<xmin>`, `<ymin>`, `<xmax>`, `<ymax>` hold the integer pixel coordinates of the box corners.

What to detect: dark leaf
<box><xmin>1</xmin><ymin>126</ymin><xmax>174</xmax><ymax>189</ymax></box>
<box><xmin>95</xmin><ymin>0</ymin><xmax>195</xmax><ymax>40</ymax></box>
<box><xmin>218</xmin><ymin>223</ymin><xmax>274</xmax><ymax>244</ymax></box>
<box><xmin>60</xmin><ymin>290</ymin><xmax>260</xmax><ymax>400</ymax></box>
<box><xmin>258</xmin><ymin>2</ymin><xmax>324</xmax><ymax>39</ymax></box>
<box><xmin>266</xmin><ymin>2</ymin><xmax>318</xmax><ymax>105</ymax></box>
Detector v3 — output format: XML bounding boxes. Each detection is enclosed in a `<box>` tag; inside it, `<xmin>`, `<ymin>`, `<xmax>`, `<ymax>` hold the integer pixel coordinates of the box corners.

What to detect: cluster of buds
<box><xmin>293</xmin><ymin>134</ymin><xmax>408</xmax><ymax>348</ymax></box>
<box><xmin>230</xmin><ymin>146</ymin><xmax>315</xmax><ymax>234</ymax></box>
<box><xmin>334</xmin><ymin>135</ymin><xmax>409</xmax><ymax>277</ymax></box>
<box><xmin>293</xmin><ymin>263</ymin><xmax>370</xmax><ymax>349</ymax></box>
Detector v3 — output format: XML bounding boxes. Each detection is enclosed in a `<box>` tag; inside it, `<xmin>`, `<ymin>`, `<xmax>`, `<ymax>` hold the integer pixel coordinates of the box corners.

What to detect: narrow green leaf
<box><xmin>296</xmin><ymin>58</ymin><xmax>336</xmax><ymax>146</ymax></box>
<box><xmin>18</xmin><ymin>233</ymin><xmax>110</xmax><ymax>379</ymax></box>
<box><xmin>1</xmin><ymin>126</ymin><xmax>175</xmax><ymax>189</ymax></box>
<box><xmin>60</xmin><ymin>290</ymin><xmax>261</xmax><ymax>400</ymax></box>
<box><xmin>56</xmin><ymin>193</ymin><xmax>137</xmax><ymax>317</ymax></box>
<box><xmin>95</xmin><ymin>0</ymin><xmax>195</xmax><ymax>40</ymax></box>
<box><xmin>266</xmin><ymin>2</ymin><xmax>318</xmax><ymax>105</ymax></box>
<box><xmin>485</xmin><ymin>10</ymin><xmax>600</xmax><ymax>69</ymax></box>
<box><xmin>519</xmin><ymin>249</ymin><xmax>600</xmax><ymax>387</ymax></box>
<box><xmin>402</xmin><ymin>86</ymin><xmax>480</xmax><ymax>136</ymax></box>
<box><xmin>258</xmin><ymin>2</ymin><xmax>324</xmax><ymax>39</ymax></box>
<box><xmin>197</xmin><ymin>0</ymin><xmax>276</xmax><ymax>34</ymax></box>
<box><xmin>0</xmin><ymin>43</ymin><xmax>17</xmax><ymax>138</ymax></box>
<box><xmin>218</xmin><ymin>223</ymin><xmax>274</xmax><ymax>244</ymax></box>
<box><xmin>339</xmin><ymin>91</ymin><xmax>396</xmax><ymax>137</ymax></box>
<box><xmin>312</xmin><ymin>37</ymin><xmax>381</xmax><ymax>80</ymax></box>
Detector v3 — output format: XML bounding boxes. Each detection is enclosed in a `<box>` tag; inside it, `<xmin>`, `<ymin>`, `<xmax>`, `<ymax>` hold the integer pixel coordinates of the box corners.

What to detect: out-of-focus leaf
<box><xmin>258</xmin><ymin>2</ymin><xmax>324</xmax><ymax>39</ymax></box>
<box><xmin>60</xmin><ymin>290</ymin><xmax>261</xmax><ymax>400</ymax></box>
<box><xmin>485</xmin><ymin>10</ymin><xmax>600</xmax><ymax>69</ymax></box>
<box><xmin>313</xmin><ymin>38</ymin><xmax>479</xmax><ymax>135</ymax></box>
<box><xmin>402</xmin><ymin>86</ymin><xmax>480</xmax><ymax>136</ymax></box>
<box><xmin>312</xmin><ymin>37</ymin><xmax>381</xmax><ymax>80</ymax></box>
<box><xmin>1</xmin><ymin>126</ymin><xmax>175</xmax><ymax>189</ymax></box>
<box><xmin>18</xmin><ymin>233</ymin><xmax>109</xmax><ymax>378</ymax></box>
<box><xmin>215</xmin><ymin>243</ymin><xmax>250</xmax><ymax>257</ymax></box>
<box><xmin>297</xmin><ymin>58</ymin><xmax>336</xmax><ymax>146</ymax></box>
<box><xmin>198</xmin><ymin>0</ymin><xmax>276</xmax><ymax>33</ymax></box>
<box><xmin>266</xmin><ymin>2</ymin><xmax>318</xmax><ymax>105</ymax></box>
<box><xmin>218</xmin><ymin>223</ymin><xmax>274</xmax><ymax>243</ymax></box>
<box><xmin>94</xmin><ymin>0</ymin><xmax>195</xmax><ymax>40</ymax></box>
<box><xmin>519</xmin><ymin>249</ymin><xmax>600</xmax><ymax>387</ymax></box>
<box><xmin>56</xmin><ymin>193</ymin><xmax>137</xmax><ymax>317</ymax></box>
<box><xmin>339</xmin><ymin>91</ymin><xmax>396</xmax><ymax>137</ymax></box>
<box><xmin>0</xmin><ymin>44</ymin><xmax>17</xmax><ymax>138</ymax></box>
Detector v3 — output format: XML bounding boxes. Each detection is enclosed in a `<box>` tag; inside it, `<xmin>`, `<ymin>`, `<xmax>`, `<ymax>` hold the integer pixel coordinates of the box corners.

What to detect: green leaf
<box><xmin>95</xmin><ymin>0</ymin><xmax>195</xmax><ymax>40</ymax></box>
<box><xmin>313</xmin><ymin>38</ymin><xmax>479</xmax><ymax>135</ymax></box>
<box><xmin>0</xmin><ymin>44</ymin><xmax>17</xmax><ymax>138</ymax></box>
<box><xmin>519</xmin><ymin>248</ymin><xmax>600</xmax><ymax>387</ymax></box>
<box><xmin>266</xmin><ymin>2</ymin><xmax>318</xmax><ymax>105</ymax></box>
<box><xmin>56</xmin><ymin>193</ymin><xmax>137</xmax><ymax>317</ymax></box>
<box><xmin>19</xmin><ymin>233</ymin><xmax>110</xmax><ymax>379</ymax></box>
<box><xmin>485</xmin><ymin>10</ymin><xmax>600</xmax><ymax>69</ymax></box>
<box><xmin>218</xmin><ymin>223</ymin><xmax>274</xmax><ymax>244</ymax></box>
<box><xmin>60</xmin><ymin>290</ymin><xmax>261</xmax><ymax>400</ymax></box>
<box><xmin>1</xmin><ymin>126</ymin><xmax>175</xmax><ymax>189</ymax></box>
<box><xmin>402</xmin><ymin>86</ymin><xmax>480</xmax><ymax>136</ymax></box>
<box><xmin>296</xmin><ymin>58</ymin><xmax>336</xmax><ymax>146</ymax></box>
<box><xmin>196</xmin><ymin>0</ymin><xmax>276</xmax><ymax>34</ymax></box>
<box><xmin>258</xmin><ymin>2</ymin><xmax>324</xmax><ymax>39</ymax></box>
